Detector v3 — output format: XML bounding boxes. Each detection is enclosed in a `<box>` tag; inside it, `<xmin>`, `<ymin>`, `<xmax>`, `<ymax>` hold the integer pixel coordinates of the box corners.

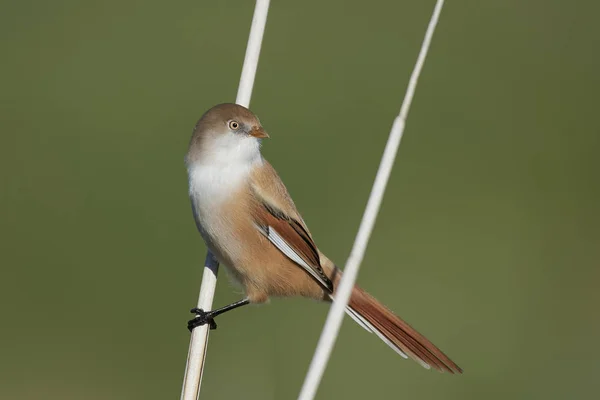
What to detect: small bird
<box><xmin>185</xmin><ymin>103</ymin><xmax>462</xmax><ymax>373</ymax></box>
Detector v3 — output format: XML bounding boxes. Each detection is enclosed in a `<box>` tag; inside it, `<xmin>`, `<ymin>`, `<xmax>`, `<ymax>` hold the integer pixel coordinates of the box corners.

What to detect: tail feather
<box><xmin>347</xmin><ymin>285</ymin><xmax>462</xmax><ymax>373</ymax></box>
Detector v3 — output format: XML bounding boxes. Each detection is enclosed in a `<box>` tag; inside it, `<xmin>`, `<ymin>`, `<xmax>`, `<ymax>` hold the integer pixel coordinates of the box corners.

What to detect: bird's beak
<box><xmin>249</xmin><ymin>126</ymin><xmax>269</xmax><ymax>139</ymax></box>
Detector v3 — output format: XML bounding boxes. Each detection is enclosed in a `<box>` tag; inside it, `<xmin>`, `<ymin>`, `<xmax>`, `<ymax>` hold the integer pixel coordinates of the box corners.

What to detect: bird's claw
<box><xmin>188</xmin><ymin>308</ymin><xmax>217</xmax><ymax>332</ymax></box>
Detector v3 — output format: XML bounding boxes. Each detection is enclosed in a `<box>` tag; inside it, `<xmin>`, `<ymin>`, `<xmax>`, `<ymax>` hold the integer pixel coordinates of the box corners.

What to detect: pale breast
<box><xmin>187</xmin><ymin>158</ymin><xmax>262</xmax><ymax>263</ymax></box>
<box><xmin>189</xmin><ymin>162</ymin><xmax>247</xmax><ymax>227</ymax></box>
<box><xmin>187</xmin><ymin>131</ymin><xmax>263</xmax><ymax>221</ymax></box>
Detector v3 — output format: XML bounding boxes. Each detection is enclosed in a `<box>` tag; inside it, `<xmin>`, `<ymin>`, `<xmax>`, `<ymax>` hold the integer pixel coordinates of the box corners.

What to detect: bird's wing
<box><xmin>250</xmin><ymin>161</ymin><xmax>333</xmax><ymax>293</ymax></box>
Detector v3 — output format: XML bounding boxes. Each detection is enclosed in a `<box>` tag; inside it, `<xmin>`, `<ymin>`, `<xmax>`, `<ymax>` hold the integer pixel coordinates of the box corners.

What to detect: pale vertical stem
<box><xmin>180</xmin><ymin>1</ymin><xmax>270</xmax><ymax>399</ymax></box>
<box><xmin>297</xmin><ymin>1</ymin><xmax>446</xmax><ymax>400</ymax></box>
<box><xmin>180</xmin><ymin>254</ymin><xmax>219</xmax><ymax>400</ymax></box>
<box><xmin>236</xmin><ymin>0</ymin><xmax>271</xmax><ymax>107</ymax></box>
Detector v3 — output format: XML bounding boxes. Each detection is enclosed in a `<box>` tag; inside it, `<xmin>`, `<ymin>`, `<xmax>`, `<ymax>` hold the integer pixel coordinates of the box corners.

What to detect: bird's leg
<box><xmin>187</xmin><ymin>298</ymin><xmax>250</xmax><ymax>331</ymax></box>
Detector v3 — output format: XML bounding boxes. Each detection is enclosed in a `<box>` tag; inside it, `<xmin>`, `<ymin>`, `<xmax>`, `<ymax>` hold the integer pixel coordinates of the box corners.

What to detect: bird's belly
<box><xmin>191</xmin><ymin>194</ymin><xmax>246</xmax><ymax>263</ymax></box>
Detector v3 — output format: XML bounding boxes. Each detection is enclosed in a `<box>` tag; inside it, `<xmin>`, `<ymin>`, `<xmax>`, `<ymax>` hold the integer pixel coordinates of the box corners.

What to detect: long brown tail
<box><xmin>330</xmin><ymin>269</ymin><xmax>462</xmax><ymax>373</ymax></box>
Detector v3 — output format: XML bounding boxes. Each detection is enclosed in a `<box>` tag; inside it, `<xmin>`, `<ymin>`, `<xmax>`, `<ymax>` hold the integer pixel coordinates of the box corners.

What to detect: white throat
<box><xmin>187</xmin><ymin>132</ymin><xmax>262</xmax><ymax>207</ymax></box>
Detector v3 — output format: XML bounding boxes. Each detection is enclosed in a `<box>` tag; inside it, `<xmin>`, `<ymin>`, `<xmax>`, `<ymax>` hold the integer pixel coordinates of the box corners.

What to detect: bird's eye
<box><xmin>228</xmin><ymin>120</ymin><xmax>240</xmax><ymax>130</ymax></box>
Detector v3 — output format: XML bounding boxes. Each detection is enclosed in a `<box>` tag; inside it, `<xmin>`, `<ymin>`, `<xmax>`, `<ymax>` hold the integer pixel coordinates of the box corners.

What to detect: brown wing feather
<box><xmin>253</xmin><ymin>199</ymin><xmax>334</xmax><ymax>293</ymax></box>
<box><xmin>249</xmin><ymin>161</ymin><xmax>333</xmax><ymax>293</ymax></box>
<box><xmin>262</xmin><ymin>203</ymin><xmax>320</xmax><ymax>266</ymax></box>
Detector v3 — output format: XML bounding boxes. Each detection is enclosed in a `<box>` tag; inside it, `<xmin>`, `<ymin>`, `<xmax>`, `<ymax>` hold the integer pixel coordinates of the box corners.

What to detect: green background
<box><xmin>2</xmin><ymin>1</ymin><xmax>599</xmax><ymax>399</ymax></box>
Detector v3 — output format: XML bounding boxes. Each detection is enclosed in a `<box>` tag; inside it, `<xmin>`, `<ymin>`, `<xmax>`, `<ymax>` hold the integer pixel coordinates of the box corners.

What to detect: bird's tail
<box><xmin>329</xmin><ymin>268</ymin><xmax>462</xmax><ymax>374</ymax></box>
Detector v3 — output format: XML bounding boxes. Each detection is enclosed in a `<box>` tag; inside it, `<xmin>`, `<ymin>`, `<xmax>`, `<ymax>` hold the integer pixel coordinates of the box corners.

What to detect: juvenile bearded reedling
<box><xmin>185</xmin><ymin>103</ymin><xmax>462</xmax><ymax>374</ymax></box>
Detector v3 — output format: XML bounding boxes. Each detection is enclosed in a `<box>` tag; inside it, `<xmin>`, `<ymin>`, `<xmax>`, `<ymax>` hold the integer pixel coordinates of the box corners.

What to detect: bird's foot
<box><xmin>188</xmin><ymin>308</ymin><xmax>217</xmax><ymax>332</ymax></box>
